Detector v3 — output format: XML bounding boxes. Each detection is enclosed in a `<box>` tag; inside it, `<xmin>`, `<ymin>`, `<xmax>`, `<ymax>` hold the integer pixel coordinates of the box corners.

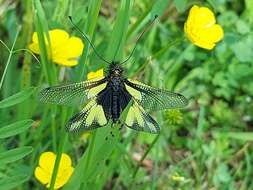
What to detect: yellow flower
<box><xmin>34</xmin><ymin>152</ymin><xmax>74</xmax><ymax>189</ymax></box>
<box><xmin>184</xmin><ymin>5</ymin><xmax>224</xmax><ymax>50</ymax></box>
<box><xmin>29</xmin><ymin>29</ymin><xmax>84</xmax><ymax>66</ymax></box>
<box><xmin>170</xmin><ymin>173</ymin><xmax>185</xmax><ymax>182</ymax></box>
<box><xmin>171</xmin><ymin>175</ymin><xmax>185</xmax><ymax>182</ymax></box>
<box><xmin>87</xmin><ymin>68</ymin><xmax>104</xmax><ymax>80</ymax></box>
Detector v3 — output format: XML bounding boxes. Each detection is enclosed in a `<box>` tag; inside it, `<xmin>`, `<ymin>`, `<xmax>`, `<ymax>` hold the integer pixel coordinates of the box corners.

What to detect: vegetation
<box><xmin>0</xmin><ymin>0</ymin><xmax>252</xmax><ymax>189</ymax></box>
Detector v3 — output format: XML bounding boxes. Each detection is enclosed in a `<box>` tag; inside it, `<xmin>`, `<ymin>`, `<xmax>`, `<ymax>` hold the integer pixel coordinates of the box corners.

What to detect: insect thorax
<box><xmin>107</xmin><ymin>62</ymin><xmax>124</xmax><ymax>78</ymax></box>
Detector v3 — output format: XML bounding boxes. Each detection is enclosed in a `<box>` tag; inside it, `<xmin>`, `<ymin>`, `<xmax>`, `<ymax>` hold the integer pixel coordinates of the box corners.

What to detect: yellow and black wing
<box><xmin>124</xmin><ymin>79</ymin><xmax>188</xmax><ymax>111</ymax></box>
<box><xmin>39</xmin><ymin>77</ymin><xmax>107</xmax><ymax>106</ymax></box>
<box><xmin>66</xmin><ymin>99</ymin><xmax>108</xmax><ymax>132</ymax></box>
<box><xmin>124</xmin><ymin>100</ymin><xmax>160</xmax><ymax>134</ymax></box>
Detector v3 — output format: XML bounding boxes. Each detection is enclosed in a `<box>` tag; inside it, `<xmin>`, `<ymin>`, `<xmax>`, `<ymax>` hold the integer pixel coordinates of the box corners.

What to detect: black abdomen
<box><xmin>97</xmin><ymin>81</ymin><xmax>131</xmax><ymax>123</ymax></box>
<box><xmin>112</xmin><ymin>92</ymin><xmax>119</xmax><ymax>122</ymax></box>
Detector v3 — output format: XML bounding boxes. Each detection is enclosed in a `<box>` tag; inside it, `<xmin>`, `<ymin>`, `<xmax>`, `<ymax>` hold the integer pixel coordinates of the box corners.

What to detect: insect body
<box><xmin>98</xmin><ymin>63</ymin><xmax>130</xmax><ymax>123</ymax></box>
<box><xmin>39</xmin><ymin>61</ymin><xmax>188</xmax><ymax>133</ymax></box>
<box><xmin>39</xmin><ymin>16</ymin><xmax>188</xmax><ymax>134</ymax></box>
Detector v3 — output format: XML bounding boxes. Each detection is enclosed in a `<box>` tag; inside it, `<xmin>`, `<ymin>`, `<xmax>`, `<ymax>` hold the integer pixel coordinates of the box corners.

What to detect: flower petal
<box><xmin>197</xmin><ymin>7</ymin><xmax>216</xmax><ymax>27</ymax></box>
<box><xmin>186</xmin><ymin>5</ymin><xmax>199</xmax><ymax>26</ymax></box>
<box><xmin>34</xmin><ymin>167</ymin><xmax>50</xmax><ymax>185</ymax></box>
<box><xmin>205</xmin><ymin>24</ymin><xmax>224</xmax><ymax>42</ymax></box>
<box><xmin>52</xmin><ymin>36</ymin><xmax>84</xmax><ymax>66</ymax></box>
<box><xmin>32</xmin><ymin>32</ymin><xmax>39</xmax><ymax>43</ymax></box>
<box><xmin>49</xmin><ymin>29</ymin><xmax>69</xmax><ymax>47</ymax></box>
<box><xmin>55</xmin><ymin>167</ymin><xmax>74</xmax><ymax>189</ymax></box>
<box><xmin>28</xmin><ymin>43</ymin><xmax>40</xmax><ymax>54</ymax></box>
<box><xmin>193</xmin><ymin>39</ymin><xmax>215</xmax><ymax>50</ymax></box>
<box><xmin>64</xmin><ymin>37</ymin><xmax>84</xmax><ymax>57</ymax></box>
<box><xmin>53</xmin><ymin>58</ymin><xmax>79</xmax><ymax>67</ymax></box>
<box><xmin>87</xmin><ymin>69</ymin><xmax>104</xmax><ymax>80</ymax></box>
<box><xmin>39</xmin><ymin>152</ymin><xmax>56</xmax><ymax>172</ymax></box>
<box><xmin>59</xmin><ymin>153</ymin><xmax>73</xmax><ymax>169</ymax></box>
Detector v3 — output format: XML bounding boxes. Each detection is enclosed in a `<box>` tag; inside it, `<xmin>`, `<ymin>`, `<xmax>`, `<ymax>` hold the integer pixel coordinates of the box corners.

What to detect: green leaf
<box><xmin>105</xmin><ymin>0</ymin><xmax>131</xmax><ymax>61</ymax></box>
<box><xmin>236</xmin><ymin>19</ymin><xmax>250</xmax><ymax>34</ymax></box>
<box><xmin>151</xmin><ymin>0</ymin><xmax>170</xmax><ymax>17</ymax></box>
<box><xmin>231</xmin><ymin>36</ymin><xmax>253</xmax><ymax>62</ymax></box>
<box><xmin>226</xmin><ymin>132</ymin><xmax>253</xmax><ymax>141</ymax></box>
<box><xmin>0</xmin><ymin>147</ymin><xmax>33</xmax><ymax>164</ymax></box>
<box><xmin>0</xmin><ymin>174</ymin><xmax>30</xmax><ymax>190</ymax></box>
<box><xmin>173</xmin><ymin>0</ymin><xmax>188</xmax><ymax>13</ymax></box>
<box><xmin>214</xmin><ymin>164</ymin><xmax>231</xmax><ymax>184</ymax></box>
<box><xmin>34</xmin><ymin>0</ymin><xmax>57</xmax><ymax>85</ymax></box>
<box><xmin>0</xmin><ymin>119</ymin><xmax>33</xmax><ymax>139</ymax></box>
<box><xmin>0</xmin><ymin>87</ymin><xmax>35</xmax><ymax>108</ymax></box>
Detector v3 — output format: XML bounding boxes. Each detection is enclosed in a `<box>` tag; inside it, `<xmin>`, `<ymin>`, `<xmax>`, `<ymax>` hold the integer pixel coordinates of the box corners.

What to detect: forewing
<box><xmin>125</xmin><ymin>79</ymin><xmax>188</xmax><ymax>111</ymax></box>
<box><xmin>124</xmin><ymin>101</ymin><xmax>160</xmax><ymax>134</ymax></box>
<box><xmin>66</xmin><ymin>99</ymin><xmax>108</xmax><ymax>132</ymax></box>
<box><xmin>39</xmin><ymin>77</ymin><xmax>107</xmax><ymax>106</ymax></box>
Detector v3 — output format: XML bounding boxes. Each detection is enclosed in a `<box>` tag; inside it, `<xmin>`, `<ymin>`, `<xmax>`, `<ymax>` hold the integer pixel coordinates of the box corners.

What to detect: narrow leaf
<box><xmin>0</xmin><ymin>147</ymin><xmax>33</xmax><ymax>164</ymax></box>
<box><xmin>151</xmin><ymin>0</ymin><xmax>170</xmax><ymax>17</ymax></box>
<box><xmin>0</xmin><ymin>174</ymin><xmax>30</xmax><ymax>190</ymax></box>
<box><xmin>227</xmin><ymin>132</ymin><xmax>253</xmax><ymax>141</ymax></box>
<box><xmin>173</xmin><ymin>0</ymin><xmax>188</xmax><ymax>13</ymax></box>
<box><xmin>0</xmin><ymin>87</ymin><xmax>35</xmax><ymax>108</ymax></box>
<box><xmin>0</xmin><ymin>119</ymin><xmax>34</xmax><ymax>139</ymax></box>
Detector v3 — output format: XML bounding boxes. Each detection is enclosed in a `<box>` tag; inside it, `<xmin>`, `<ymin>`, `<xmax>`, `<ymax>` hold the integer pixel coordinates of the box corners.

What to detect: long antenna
<box><xmin>120</xmin><ymin>15</ymin><xmax>158</xmax><ymax>65</ymax></box>
<box><xmin>68</xmin><ymin>16</ymin><xmax>111</xmax><ymax>64</ymax></box>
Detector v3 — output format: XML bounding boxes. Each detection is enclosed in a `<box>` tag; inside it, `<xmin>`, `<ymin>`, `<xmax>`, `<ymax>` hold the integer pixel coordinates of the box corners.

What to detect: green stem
<box><xmin>73</xmin><ymin>0</ymin><xmax>103</xmax><ymax>82</ymax></box>
<box><xmin>0</xmin><ymin>39</ymin><xmax>11</xmax><ymax>52</ymax></box>
<box><xmin>49</xmin><ymin>108</ymin><xmax>68</xmax><ymax>190</ymax></box>
<box><xmin>0</xmin><ymin>27</ymin><xmax>20</xmax><ymax>90</ymax></box>
<box><xmin>126</xmin><ymin>0</ymin><xmax>155</xmax><ymax>38</ymax></box>
<box><xmin>51</xmin><ymin>106</ymin><xmax>58</xmax><ymax>151</ymax></box>
<box><xmin>34</xmin><ymin>0</ymin><xmax>57</xmax><ymax>85</ymax></box>
<box><xmin>131</xmin><ymin>134</ymin><xmax>160</xmax><ymax>181</ymax></box>
<box><xmin>82</xmin><ymin>131</ymin><xmax>97</xmax><ymax>176</ymax></box>
<box><xmin>12</xmin><ymin>49</ymin><xmax>40</xmax><ymax>65</ymax></box>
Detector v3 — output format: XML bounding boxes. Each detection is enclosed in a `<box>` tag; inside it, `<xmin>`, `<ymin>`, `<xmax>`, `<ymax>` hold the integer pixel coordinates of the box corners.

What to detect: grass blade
<box><xmin>0</xmin><ymin>87</ymin><xmax>35</xmax><ymax>108</ymax></box>
<box><xmin>0</xmin><ymin>174</ymin><xmax>30</xmax><ymax>190</ymax></box>
<box><xmin>33</xmin><ymin>0</ymin><xmax>57</xmax><ymax>85</ymax></box>
<box><xmin>173</xmin><ymin>0</ymin><xmax>188</xmax><ymax>13</ymax></box>
<box><xmin>105</xmin><ymin>0</ymin><xmax>131</xmax><ymax>61</ymax></box>
<box><xmin>226</xmin><ymin>132</ymin><xmax>253</xmax><ymax>141</ymax></box>
<box><xmin>0</xmin><ymin>119</ymin><xmax>33</xmax><ymax>139</ymax></box>
<box><xmin>74</xmin><ymin>0</ymin><xmax>103</xmax><ymax>81</ymax></box>
<box><xmin>0</xmin><ymin>146</ymin><xmax>33</xmax><ymax>164</ymax></box>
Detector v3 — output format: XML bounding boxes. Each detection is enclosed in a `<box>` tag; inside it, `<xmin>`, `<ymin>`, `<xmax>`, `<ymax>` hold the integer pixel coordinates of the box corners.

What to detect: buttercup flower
<box><xmin>87</xmin><ymin>68</ymin><xmax>104</xmax><ymax>80</ymax></box>
<box><xmin>171</xmin><ymin>175</ymin><xmax>185</xmax><ymax>182</ymax></box>
<box><xmin>170</xmin><ymin>173</ymin><xmax>186</xmax><ymax>182</ymax></box>
<box><xmin>35</xmin><ymin>152</ymin><xmax>74</xmax><ymax>189</ymax></box>
<box><xmin>29</xmin><ymin>29</ymin><xmax>84</xmax><ymax>66</ymax></box>
<box><xmin>184</xmin><ymin>5</ymin><xmax>224</xmax><ymax>50</ymax></box>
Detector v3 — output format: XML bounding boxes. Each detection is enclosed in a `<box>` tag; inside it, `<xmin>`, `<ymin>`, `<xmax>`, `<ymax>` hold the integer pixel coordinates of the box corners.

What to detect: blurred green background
<box><xmin>0</xmin><ymin>0</ymin><xmax>253</xmax><ymax>189</ymax></box>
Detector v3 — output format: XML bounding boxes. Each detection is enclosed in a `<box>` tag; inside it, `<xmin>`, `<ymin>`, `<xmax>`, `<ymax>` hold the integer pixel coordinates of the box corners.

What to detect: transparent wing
<box><xmin>124</xmin><ymin>100</ymin><xmax>160</xmax><ymax>134</ymax></box>
<box><xmin>66</xmin><ymin>99</ymin><xmax>108</xmax><ymax>132</ymax></box>
<box><xmin>125</xmin><ymin>79</ymin><xmax>188</xmax><ymax>111</ymax></box>
<box><xmin>39</xmin><ymin>77</ymin><xmax>107</xmax><ymax>106</ymax></box>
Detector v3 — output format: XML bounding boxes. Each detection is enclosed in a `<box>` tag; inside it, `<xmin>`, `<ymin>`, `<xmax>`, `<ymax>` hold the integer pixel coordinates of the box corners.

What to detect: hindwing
<box><xmin>66</xmin><ymin>99</ymin><xmax>108</xmax><ymax>132</ymax></box>
<box><xmin>124</xmin><ymin>101</ymin><xmax>160</xmax><ymax>134</ymax></box>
